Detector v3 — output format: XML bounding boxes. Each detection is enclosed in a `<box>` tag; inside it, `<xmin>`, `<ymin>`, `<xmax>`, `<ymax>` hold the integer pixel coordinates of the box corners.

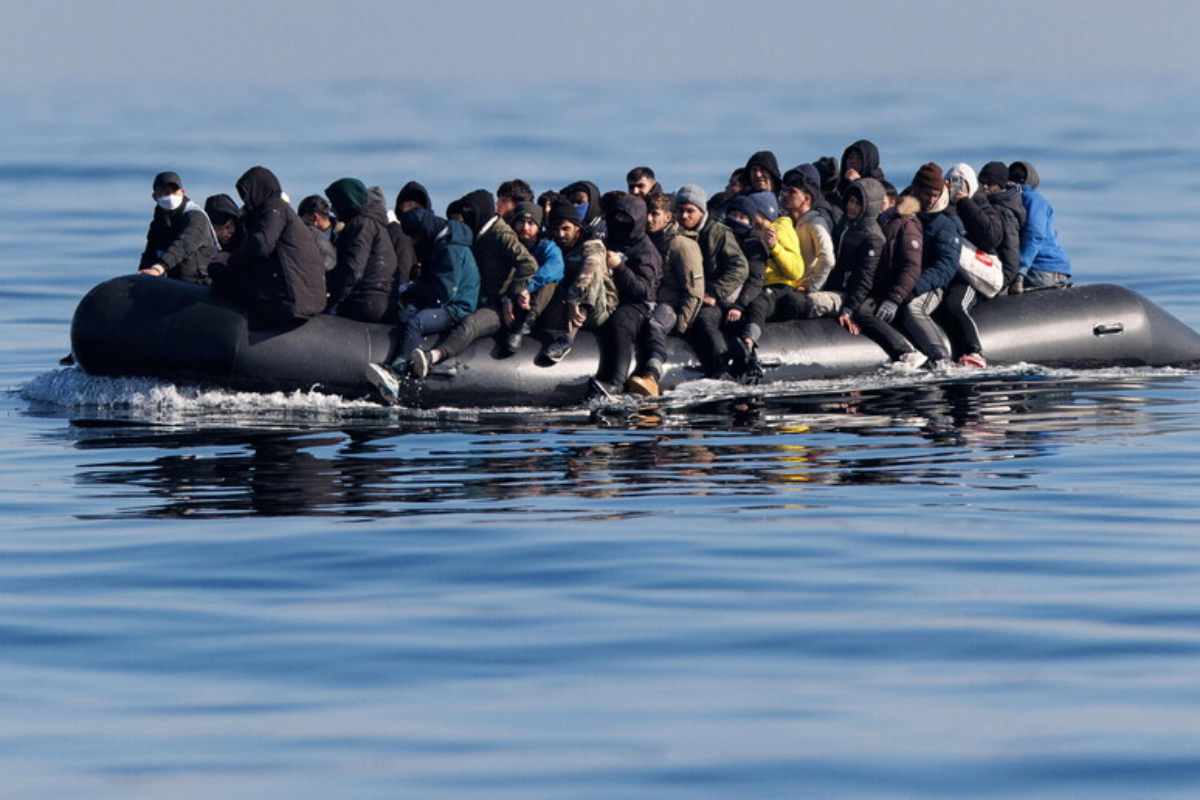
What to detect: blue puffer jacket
<box><xmin>527</xmin><ymin>238</ymin><xmax>564</xmax><ymax>294</ymax></box>
<box><xmin>1019</xmin><ymin>187</ymin><xmax>1071</xmax><ymax>276</ymax></box>
<box><xmin>912</xmin><ymin>210</ymin><xmax>963</xmax><ymax>296</ymax></box>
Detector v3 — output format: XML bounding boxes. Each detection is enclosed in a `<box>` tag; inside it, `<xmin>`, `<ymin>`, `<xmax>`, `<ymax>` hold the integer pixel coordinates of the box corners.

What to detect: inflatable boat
<box><xmin>71</xmin><ymin>275</ymin><xmax>1200</xmax><ymax>407</ymax></box>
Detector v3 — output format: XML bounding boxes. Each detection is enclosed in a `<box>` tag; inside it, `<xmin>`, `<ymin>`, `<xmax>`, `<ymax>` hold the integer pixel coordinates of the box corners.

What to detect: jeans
<box><xmin>641</xmin><ymin>303</ymin><xmax>678</xmax><ymax>378</ymax></box>
<box><xmin>902</xmin><ymin>289</ymin><xmax>952</xmax><ymax>361</ymax></box>
<box><xmin>1024</xmin><ymin>269</ymin><xmax>1071</xmax><ymax>289</ymax></box>
<box><xmin>396</xmin><ymin>307</ymin><xmax>454</xmax><ymax>363</ymax></box>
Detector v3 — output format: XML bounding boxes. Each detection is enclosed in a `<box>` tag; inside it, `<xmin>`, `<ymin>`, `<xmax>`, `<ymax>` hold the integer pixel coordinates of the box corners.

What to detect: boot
<box><xmin>625</xmin><ymin>372</ymin><xmax>660</xmax><ymax>397</ymax></box>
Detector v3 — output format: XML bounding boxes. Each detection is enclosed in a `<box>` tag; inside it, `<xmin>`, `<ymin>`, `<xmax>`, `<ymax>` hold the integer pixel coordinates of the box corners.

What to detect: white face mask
<box><xmin>156</xmin><ymin>192</ymin><xmax>184</xmax><ymax>211</ymax></box>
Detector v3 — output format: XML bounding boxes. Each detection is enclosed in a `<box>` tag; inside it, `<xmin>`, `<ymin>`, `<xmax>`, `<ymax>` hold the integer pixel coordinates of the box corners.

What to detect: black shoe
<box><xmin>503</xmin><ymin>330</ymin><xmax>524</xmax><ymax>354</ymax></box>
<box><xmin>408</xmin><ymin>348</ymin><xmax>431</xmax><ymax>379</ymax></box>
<box><xmin>543</xmin><ymin>336</ymin><xmax>573</xmax><ymax>363</ymax></box>
<box><xmin>741</xmin><ymin>348</ymin><xmax>765</xmax><ymax>384</ymax></box>
<box><xmin>585</xmin><ymin>377</ymin><xmax>618</xmax><ymax>402</ymax></box>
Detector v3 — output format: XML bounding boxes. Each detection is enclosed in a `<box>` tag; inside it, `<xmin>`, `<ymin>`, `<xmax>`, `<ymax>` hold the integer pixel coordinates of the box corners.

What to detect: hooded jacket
<box><xmin>912</xmin><ymin>190</ymin><xmax>965</xmax><ymax>296</ymax></box>
<box><xmin>727</xmin><ymin>192</ymin><xmax>803</xmax><ymax>300</ymax></box>
<box><xmin>835</xmin><ymin>139</ymin><xmax>885</xmax><ymax>201</ymax></box>
<box><xmin>229</xmin><ymin>166</ymin><xmax>327</xmax><ymax>321</ymax></box>
<box><xmin>460</xmin><ymin>189</ymin><xmax>539</xmax><ymax>304</ymax></box>
<box><xmin>560</xmin><ymin>180</ymin><xmax>607</xmax><ymax>239</ymax></box>
<box><xmin>795</xmin><ymin>208</ymin><xmax>837</xmax><ymax>292</ymax></box>
<box><xmin>395</xmin><ymin>181</ymin><xmax>431</xmax><ymax>215</ymax></box>
<box><xmin>325</xmin><ymin>181</ymin><xmax>400</xmax><ymax>321</ymax></box>
<box><xmin>683</xmin><ymin>213</ymin><xmax>749</xmax><ymax>307</ymax></box>
<box><xmin>829</xmin><ymin>179</ymin><xmax>887</xmax><ymax>315</ymax></box>
<box><xmin>399</xmin><ymin>210</ymin><xmax>479</xmax><ymax>323</ymax></box>
<box><xmin>604</xmin><ymin>194</ymin><xmax>661</xmax><ymax>306</ymax></box>
<box><xmin>986</xmin><ymin>185</ymin><xmax>1027</xmax><ymax>288</ymax></box>
<box><xmin>1011</xmin><ymin>162</ymin><xmax>1071</xmax><ymax>275</ymax></box>
<box><xmin>743</xmin><ymin>150</ymin><xmax>782</xmax><ymax>193</ymax></box>
<box><xmin>526</xmin><ymin>238</ymin><xmax>565</xmax><ymax>295</ymax></box>
<box><xmin>873</xmin><ymin>195</ymin><xmax>924</xmax><ymax>307</ymax></box>
<box><xmin>649</xmin><ymin>221</ymin><xmax>704</xmax><ymax>333</ymax></box>
<box><xmin>139</xmin><ymin>195</ymin><xmax>217</xmax><ymax>285</ymax></box>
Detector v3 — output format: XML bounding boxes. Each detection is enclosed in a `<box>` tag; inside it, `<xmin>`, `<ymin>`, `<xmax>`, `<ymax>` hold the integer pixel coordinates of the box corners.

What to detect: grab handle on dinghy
<box><xmin>1092</xmin><ymin>322</ymin><xmax>1125</xmax><ymax>337</ymax></box>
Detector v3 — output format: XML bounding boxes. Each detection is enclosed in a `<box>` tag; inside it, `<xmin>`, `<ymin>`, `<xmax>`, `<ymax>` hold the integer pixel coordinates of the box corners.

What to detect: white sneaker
<box><xmin>897</xmin><ymin>351</ymin><xmax>928</xmax><ymax>369</ymax></box>
<box><xmin>365</xmin><ymin>363</ymin><xmax>401</xmax><ymax>404</ymax></box>
<box><xmin>930</xmin><ymin>359</ymin><xmax>955</xmax><ymax>371</ymax></box>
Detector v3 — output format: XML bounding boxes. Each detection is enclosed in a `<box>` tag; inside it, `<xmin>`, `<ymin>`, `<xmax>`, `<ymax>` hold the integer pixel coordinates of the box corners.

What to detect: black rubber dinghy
<box><xmin>71</xmin><ymin>275</ymin><xmax>1200</xmax><ymax>407</ymax></box>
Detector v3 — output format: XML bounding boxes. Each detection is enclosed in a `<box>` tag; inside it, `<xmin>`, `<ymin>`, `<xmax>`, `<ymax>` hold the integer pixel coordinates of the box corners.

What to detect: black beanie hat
<box><xmin>547</xmin><ymin>197</ymin><xmax>583</xmax><ymax>230</ymax></box>
<box><xmin>512</xmin><ymin>200</ymin><xmax>543</xmax><ymax>227</ymax></box>
<box><xmin>979</xmin><ymin>161</ymin><xmax>1009</xmax><ymax>188</ymax></box>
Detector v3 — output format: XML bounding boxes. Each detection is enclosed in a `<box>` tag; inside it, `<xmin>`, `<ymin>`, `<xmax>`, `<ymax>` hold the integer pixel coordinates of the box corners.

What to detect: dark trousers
<box><xmin>397</xmin><ymin>307</ymin><xmax>454</xmax><ymax>361</ymax></box>
<box><xmin>902</xmin><ymin>289</ymin><xmax>952</xmax><ymax>361</ymax></box>
<box><xmin>742</xmin><ymin>285</ymin><xmax>805</xmax><ymax>343</ymax></box>
<box><xmin>641</xmin><ymin>304</ymin><xmax>678</xmax><ymax>378</ymax></box>
<box><xmin>338</xmin><ymin>292</ymin><xmax>392</xmax><ymax>324</ymax></box>
<box><xmin>438</xmin><ymin>306</ymin><xmax>503</xmax><ymax>359</ymax></box>
<box><xmin>856</xmin><ymin>297</ymin><xmax>918</xmax><ymax>360</ymax></box>
<box><xmin>596</xmin><ymin>303</ymin><xmax>653</xmax><ymax>386</ymax></box>
<box><xmin>687</xmin><ymin>304</ymin><xmax>732</xmax><ymax>376</ymax></box>
<box><xmin>938</xmin><ymin>279</ymin><xmax>983</xmax><ymax>356</ymax></box>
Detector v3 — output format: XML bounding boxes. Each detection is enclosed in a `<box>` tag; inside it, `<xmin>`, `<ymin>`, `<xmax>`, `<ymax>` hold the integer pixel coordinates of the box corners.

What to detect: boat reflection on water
<box><xmin>61</xmin><ymin>374</ymin><xmax>1194</xmax><ymax>520</ymax></box>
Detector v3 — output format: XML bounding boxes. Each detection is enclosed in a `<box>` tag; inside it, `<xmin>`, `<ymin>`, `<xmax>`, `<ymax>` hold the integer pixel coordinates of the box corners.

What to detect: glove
<box><xmin>877</xmin><ymin>300</ymin><xmax>899</xmax><ymax>324</ymax></box>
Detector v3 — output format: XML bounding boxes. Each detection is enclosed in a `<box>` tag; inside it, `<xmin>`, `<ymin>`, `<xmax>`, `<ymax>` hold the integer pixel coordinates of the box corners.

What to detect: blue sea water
<box><xmin>3</xmin><ymin>80</ymin><xmax>1200</xmax><ymax>798</ymax></box>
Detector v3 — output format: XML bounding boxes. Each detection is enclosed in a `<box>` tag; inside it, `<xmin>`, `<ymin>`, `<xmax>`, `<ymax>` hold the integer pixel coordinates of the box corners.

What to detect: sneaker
<box><xmin>958</xmin><ymin>352</ymin><xmax>987</xmax><ymax>369</ymax></box>
<box><xmin>365</xmin><ymin>363</ymin><xmax>401</xmax><ymax>405</ymax></box>
<box><xmin>930</xmin><ymin>358</ymin><xmax>954</xmax><ymax>371</ymax></box>
<box><xmin>408</xmin><ymin>348</ymin><xmax>431</xmax><ymax>379</ymax></box>
<box><xmin>585</xmin><ymin>377</ymin><xmax>618</xmax><ymax>402</ymax></box>
<box><xmin>543</xmin><ymin>336</ymin><xmax>573</xmax><ymax>363</ymax></box>
<box><xmin>897</xmin><ymin>351</ymin><xmax>928</xmax><ymax>369</ymax></box>
<box><xmin>625</xmin><ymin>373</ymin><xmax>660</xmax><ymax>397</ymax></box>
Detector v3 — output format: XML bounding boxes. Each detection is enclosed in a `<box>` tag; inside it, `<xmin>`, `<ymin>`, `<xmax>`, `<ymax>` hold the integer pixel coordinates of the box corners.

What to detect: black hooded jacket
<box><xmin>560</xmin><ymin>180</ymin><xmax>607</xmax><ymax>239</ymax></box>
<box><xmin>395</xmin><ymin>181</ymin><xmax>432</xmax><ymax>214</ymax></box>
<box><xmin>228</xmin><ymin>166</ymin><xmax>327</xmax><ymax>322</ymax></box>
<box><xmin>139</xmin><ymin>196</ymin><xmax>215</xmax><ymax>285</ymax></box>
<box><xmin>605</xmin><ymin>194</ymin><xmax>661</xmax><ymax>305</ymax></box>
<box><xmin>984</xmin><ymin>185</ymin><xmax>1027</xmax><ymax>289</ymax></box>
<box><xmin>836</xmin><ymin>139</ymin><xmax>885</xmax><ymax>199</ymax></box>
<box><xmin>325</xmin><ymin>183</ymin><xmax>401</xmax><ymax>322</ymax></box>
<box><xmin>743</xmin><ymin>151</ymin><xmax>782</xmax><ymax>194</ymax></box>
<box><xmin>829</xmin><ymin>179</ymin><xmax>887</xmax><ymax>315</ymax></box>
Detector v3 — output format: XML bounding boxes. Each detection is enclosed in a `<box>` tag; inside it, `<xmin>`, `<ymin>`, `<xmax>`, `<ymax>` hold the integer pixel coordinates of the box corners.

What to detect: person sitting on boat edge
<box><xmin>297</xmin><ymin>195</ymin><xmax>338</xmax><ymax>272</ymax></box>
<box><xmin>586</xmin><ymin>192</ymin><xmax>663</xmax><ymax>401</ymax></box>
<box><xmin>560</xmin><ymin>180</ymin><xmax>607</xmax><ymax>240</ymax></box>
<box><xmin>365</xmin><ymin>209</ymin><xmax>480</xmax><ymax>401</ymax></box>
<box><xmin>324</xmin><ymin>178</ymin><xmax>401</xmax><ymax>324</ymax></box>
<box><xmin>977</xmin><ymin>161</ymin><xmax>1026</xmax><ymax>294</ymax></box>
<box><xmin>1009</xmin><ymin>160</ymin><xmax>1071</xmax><ymax>290</ymax></box>
<box><xmin>507</xmin><ymin>201</ymin><xmax>564</xmax><ymax>353</ymax></box>
<box><xmin>626</xmin><ymin>166</ymin><xmax>660</xmax><ymax>198</ymax></box>
<box><xmin>788</xmin><ymin>170</ymin><xmax>839</xmax><ymax>302</ymax></box>
<box><xmin>784</xmin><ymin>163</ymin><xmax>839</xmax><ymax>236</ymax></box>
<box><xmin>673</xmin><ymin>183</ymin><xmax>749</xmax><ymax>378</ymax></box>
<box><xmin>138</xmin><ymin>171</ymin><xmax>218</xmax><ymax>285</ymax></box>
<box><xmin>819</xmin><ymin>177</ymin><xmax>885</xmax><ymax>323</ymax></box>
<box><xmin>408</xmin><ymin>189</ymin><xmax>539</xmax><ymax>376</ymax></box>
<box><xmin>836</xmin><ymin>186</ymin><xmax>927</xmax><ymax>367</ymax></box>
<box><xmin>211</xmin><ymin>165</ymin><xmax>327</xmax><ymax>328</ymax></box>
<box><xmin>496</xmin><ymin>179</ymin><xmax>534</xmax><ymax>223</ymax></box>
<box><xmin>940</xmin><ymin>163</ymin><xmax>1001</xmax><ymax>368</ymax></box>
<box><xmin>624</xmin><ymin>190</ymin><xmax>705</xmax><ymax>397</ymax></box>
<box><xmin>536</xmin><ymin>197</ymin><xmax>615</xmax><ymax>363</ymax></box>
<box><xmin>378</xmin><ymin>186</ymin><xmax>418</xmax><ymax>286</ymax></box>
<box><xmin>902</xmin><ymin>162</ymin><xmax>963</xmax><ymax>369</ymax></box>
<box><xmin>395</xmin><ymin>181</ymin><xmax>431</xmax><ymax>216</ymax></box>
<box><xmin>728</xmin><ymin>190</ymin><xmax>804</xmax><ymax>377</ymax></box>
<box><xmin>204</xmin><ymin>193</ymin><xmax>243</xmax><ymax>270</ymax></box>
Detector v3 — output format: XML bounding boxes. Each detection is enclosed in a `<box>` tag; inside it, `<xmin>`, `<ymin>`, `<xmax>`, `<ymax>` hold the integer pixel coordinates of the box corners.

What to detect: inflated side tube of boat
<box><xmin>72</xmin><ymin>276</ymin><xmax>1200</xmax><ymax>407</ymax></box>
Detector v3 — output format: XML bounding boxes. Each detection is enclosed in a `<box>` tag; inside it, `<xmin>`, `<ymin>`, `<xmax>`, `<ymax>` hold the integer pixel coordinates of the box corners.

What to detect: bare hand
<box><xmin>501</xmin><ymin>298</ymin><xmax>515</xmax><ymax>326</ymax></box>
<box><xmin>606</xmin><ymin>251</ymin><xmax>623</xmax><ymax>269</ymax></box>
<box><xmin>569</xmin><ymin>303</ymin><xmax>587</xmax><ymax>327</ymax></box>
<box><xmin>726</xmin><ymin>308</ymin><xmax>742</xmax><ymax>323</ymax></box>
<box><xmin>516</xmin><ymin>290</ymin><xmax>531</xmax><ymax>310</ymax></box>
<box><xmin>139</xmin><ymin>264</ymin><xmax>166</xmax><ymax>277</ymax></box>
<box><xmin>702</xmin><ymin>295</ymin><xmax>716</xmax><ymax>307</ymax></box>
<box><xmin>838</xmin><ymin>312</ymin><xmax>860</xmax><ymax>336</ymax></box>
<box><xmin>845</xmin><ymin>168</ymin><xmax>861</xmax><ymax>182</ymax></box>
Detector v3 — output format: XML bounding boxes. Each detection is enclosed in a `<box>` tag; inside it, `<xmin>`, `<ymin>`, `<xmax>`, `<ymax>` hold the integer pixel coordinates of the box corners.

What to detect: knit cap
<box><xmin>675</xmin><ymin>183</ymin><xmax>708</xmax><ymax>211</ymax></box>
<box><xmin>912</xmin><ymin>163</ymin><xmax>945</xmax><ymax>197</ymax></box>
<box><xmin>512</xmin><ymin>200</ymin><xmax>543</xmax><ymax>226</ymax></box>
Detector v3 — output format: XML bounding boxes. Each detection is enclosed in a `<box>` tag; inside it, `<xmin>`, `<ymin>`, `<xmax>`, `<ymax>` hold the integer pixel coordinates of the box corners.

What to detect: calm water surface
<box><xmin>2</xmin><ymin>81</ymin><xmax>1200</xmax><ymax>798</ymax></box>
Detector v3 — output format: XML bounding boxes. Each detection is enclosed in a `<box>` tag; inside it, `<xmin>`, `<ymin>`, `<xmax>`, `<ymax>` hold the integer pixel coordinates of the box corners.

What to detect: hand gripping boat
<box><xmin>71</xmin><ymin>275</ymin><xmax>1200</xmax><ymax>407</ymax></box>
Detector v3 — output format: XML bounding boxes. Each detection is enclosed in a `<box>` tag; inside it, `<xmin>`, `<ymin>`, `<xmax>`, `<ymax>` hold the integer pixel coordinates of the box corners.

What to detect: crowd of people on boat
<box><xmin>134</xmin><ymin>140</ymin><xmax>1072</xmax><ymax>401</ymax></box>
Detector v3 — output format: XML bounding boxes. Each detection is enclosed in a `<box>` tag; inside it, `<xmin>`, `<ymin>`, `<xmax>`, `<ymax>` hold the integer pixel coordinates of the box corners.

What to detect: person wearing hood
<box><xmin>297</xmin><ymin>195</ymin><xmax>338</xmax><ymax>271</ymax></box>
<box><xmin>561</xmin><ymin>180</ymin><xmax>607</xmax><ymax>240</ymax></box>
<box><xmin>743</xmin><ymin>151</ymin><xmax>782</xmax><ymax>195</ymax></box>
<box><xmin>728</xmin><ymin>191</ymin><xmax>805</xmax><ymax>372</ymax></box>
<box><xmin>395</xmin><ymin>181</ymin><xmax>431</xmax><ymax>216</ymax></box>
<box><xmin>941</xmin><ymin>163</ymin><xmax>1003</xmax><ymax>367</ymax></box>
<box><xmin>378</xmin><ymin>188</ymin><xmax>418</xmax><ymax>286</ymax></box>
<box><xmin>673</xmin><ymin>183</ymin><xmax>750</xmax><ymax>378</ymax></box>
<box><xmin>625</xmin><ymin>191</ymin><xmax>705</xmax><ymax>396</ymax></box>
<box><xmin>414</xmin><ymin>189</ymin><xmax>540</xmax><ymax>374</ymax></box>
<box><xmin>496</xmin><ymin>179</ymin><xmax>534</xmax><ymax>222</ymax></box>
<box><xmin>784</xmin><ymin>163</ymin><xmax>841</xmax><ymax>233</ymax></box>
<box><xmin>585</xmin><ymin>193</ymin><xmax>663</xmax><ymax>400</ymax></box>
<box><xmin>138</xmin><ymin>171</ymin><xmax>218</xmax><ymax>285</ymax></box>
<box><xmin>902</xmin><ymin>163</ymin><xmax>964</xmax><ymax>367</ymax></box>
<box><xmin>813</xmin><ymin>156</ymin><xmax>840</xmax><ymax>199</ymax></box>
<box><xmin>978</xmin><ymin>161</ymin><xmax>1026</xmax><ymax>292</ymax></box>
<box><xmin>779</xmin><ymin>174</ymin><xmax>837</xmax><ymax>296</ymax></box>
<box><xmin>537</xmin><ymin>198</ymin><xmax>616</xmax><ymax>363</ymax></box>
<box><xmin>832</xmin><ymin>139</ymin><xmax>886</xmax><ymax>208</ymax></box>
<box><xmin>365</xmin><ymin>209</ymin><xmax>480</xmax><ymax>400</ymax></box>
<box><xmin>323</xmin><ymin>178</ymin><xmax>400</xmax><ymax>323</ymax></box>
<box><xmin>1009</xmin><ymin>160</ymin><xmax>1071</xmax><ymax>289</ymax></box>
<box><xmin>836</xmin><ymin>186</ymin><xmax>926</xmax><ymax>365</ymax></box>
<box><xmin>204</xmin><ymin>193</ymin><xmax>243</xmax><ymax>269</ymax></box>
<box><xmin>216</xmin><ymin>166</ymin><xmax>326</xmax><ymax>326</ymax></box>
<box><xmin>804</xmin><ymin>178</ymin><xmax>886</xmax><ymax>321</ymax></box>
<box><xmin>506</xmin><ymin>201</ymin><xmax>564</xmax><ymax>353</ymax></box>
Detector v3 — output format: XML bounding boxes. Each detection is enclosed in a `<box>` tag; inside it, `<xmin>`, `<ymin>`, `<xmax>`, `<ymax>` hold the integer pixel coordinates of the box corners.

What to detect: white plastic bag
<box><xmin>958</xmin><ymin>241</ymin><xmax>1003</xmax><ymax>298</ymax></box>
